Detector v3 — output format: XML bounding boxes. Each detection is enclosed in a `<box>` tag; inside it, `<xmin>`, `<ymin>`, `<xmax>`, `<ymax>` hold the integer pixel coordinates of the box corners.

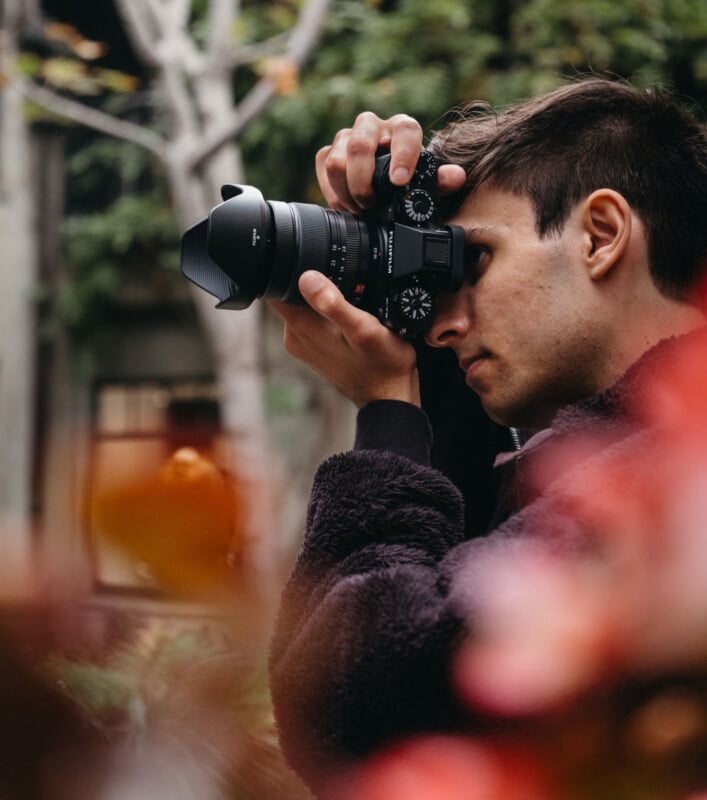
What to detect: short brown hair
<box><xmin>429</xmin><ymin>78</ymin><xmax>707</xmax><ymax>299</ymax></box>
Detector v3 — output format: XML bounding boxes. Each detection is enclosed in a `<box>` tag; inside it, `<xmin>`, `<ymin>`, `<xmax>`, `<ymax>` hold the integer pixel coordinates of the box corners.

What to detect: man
<box><xmin>267</xmin><ymin>78</ymin><xmax>707</xmax><ymax>793</ymax></box>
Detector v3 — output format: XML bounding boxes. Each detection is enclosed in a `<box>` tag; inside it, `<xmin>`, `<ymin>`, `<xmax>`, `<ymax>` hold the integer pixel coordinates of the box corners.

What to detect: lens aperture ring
<box><xmin>321</xmin><ymin>211</ymin><xmax>358</xmax><ymax>296</ymax></box>
<box><xmin>340</xmin><ymin>214</ymin><xmax>362</xmax><ymax>300</ymax></box>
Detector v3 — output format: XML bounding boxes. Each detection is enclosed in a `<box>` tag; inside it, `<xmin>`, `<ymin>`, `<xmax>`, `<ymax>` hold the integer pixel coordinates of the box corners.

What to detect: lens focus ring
<box><xmin>339</xmin><ymin>214</ymin><xmax>362</xmax><ymax>298</ymax></box>
<box><xmin>291</xmin><ymin>204</ymin><xmax>334</xmax><ymax>299</ymax></box>
<box><xmin>288</xmin><ymin>204</ymin><xmax>367</xmax><ymax>303</ymax></box>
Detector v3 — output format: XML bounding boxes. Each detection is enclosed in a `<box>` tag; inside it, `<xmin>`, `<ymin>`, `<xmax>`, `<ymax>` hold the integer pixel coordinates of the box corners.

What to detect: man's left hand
<box><xmin>269</xmin><ymin>270</ymin><xmax>421</xmax><ymax>408</ymax></box>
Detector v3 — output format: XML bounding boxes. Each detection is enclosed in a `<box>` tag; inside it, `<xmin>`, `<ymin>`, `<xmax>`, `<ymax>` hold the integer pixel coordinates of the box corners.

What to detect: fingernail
<box><xmin>299</xmin><ymin>271</ymin><xmax>327</xmax><ymax>296</ymax></box>
<box><xmin>391</xmin><ymin>167</ymin><xmax>409</xmax><ymax>185</ymax></box>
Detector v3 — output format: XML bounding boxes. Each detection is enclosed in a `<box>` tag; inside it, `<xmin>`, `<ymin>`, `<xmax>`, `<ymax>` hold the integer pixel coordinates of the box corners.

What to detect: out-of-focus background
<box><xmin>1</xmin><ymin>1</ymin><xmax>706</xmax><ymax>798</ymax></box>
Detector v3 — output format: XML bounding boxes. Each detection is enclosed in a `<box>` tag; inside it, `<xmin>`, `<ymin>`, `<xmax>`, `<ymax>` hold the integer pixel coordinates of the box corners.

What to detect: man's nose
<box><xmin>424</xmin><ymin>289</ymin><xmax>470</xmax><ymax>348</ymax></box>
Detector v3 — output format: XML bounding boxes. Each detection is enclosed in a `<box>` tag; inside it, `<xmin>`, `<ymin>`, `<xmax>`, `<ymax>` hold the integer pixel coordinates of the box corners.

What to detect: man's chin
<box><xmin>480</xmin><ymin>397</ymin><xmax>550</xmax><ymax>431</ymax></box>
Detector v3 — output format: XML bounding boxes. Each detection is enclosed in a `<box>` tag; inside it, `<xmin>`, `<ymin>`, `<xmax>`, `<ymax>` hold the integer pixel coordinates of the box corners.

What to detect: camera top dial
<box><xmin>403</xmin><ymin>189</ymin><xmax>436</xmax><ymax>224</ymax></box>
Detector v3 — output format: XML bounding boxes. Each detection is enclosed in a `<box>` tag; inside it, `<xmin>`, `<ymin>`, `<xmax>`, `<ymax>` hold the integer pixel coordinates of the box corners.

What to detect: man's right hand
<box><xmin>315</xmin><ymin>112</ymin><xmax>466</xmax><ymax>213</ymax></box>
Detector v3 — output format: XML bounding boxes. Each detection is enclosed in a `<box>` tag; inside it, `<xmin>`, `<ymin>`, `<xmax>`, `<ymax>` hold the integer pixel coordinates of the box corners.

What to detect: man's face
<box><xmin>426</xmin><ymin>185</ymin><xmax>606</xmax><ymax>428</ymax></box>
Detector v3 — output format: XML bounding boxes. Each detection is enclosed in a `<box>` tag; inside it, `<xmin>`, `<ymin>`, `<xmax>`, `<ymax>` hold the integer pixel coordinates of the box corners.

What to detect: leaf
<box><xmin>96</xmin><ymin>68</ymin><xmax>141</xmax><ymax>94</ymax></box>
<box><xmin>41</xmin><ymin>57</ymin><xmax>100</xmax><ymax>94</ymax></box>
<box><xmin>260</xmin><ymin>56</ymin><xmax>300</xmax><ymax>96</ymax></box>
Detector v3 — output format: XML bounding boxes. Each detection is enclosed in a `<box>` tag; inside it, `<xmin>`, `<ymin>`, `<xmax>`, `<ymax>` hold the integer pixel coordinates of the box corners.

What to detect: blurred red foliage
<box><xmin>331</xmin><ymin>736</ymin><xmax>553</xmax><ymax>800</ymax></box>
<box><xmin>338</xmin><ymin>328</ymin><xmax>707</xmax><ymax>798</ymax></box>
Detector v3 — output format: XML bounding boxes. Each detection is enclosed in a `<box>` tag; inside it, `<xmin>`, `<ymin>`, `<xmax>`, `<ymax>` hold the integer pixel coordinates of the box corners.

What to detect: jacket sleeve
<box><xmin>268</xmin><ymin>448</ymin><xmax>468</xmax><ymax>787</ymax></box>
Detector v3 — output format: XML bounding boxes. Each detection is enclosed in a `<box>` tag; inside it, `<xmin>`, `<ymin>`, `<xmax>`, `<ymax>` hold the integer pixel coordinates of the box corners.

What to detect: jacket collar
<box><xmin>495</xmin><ymin>328</ymin><xmax>707</xmax><ymax>468</ymax></box>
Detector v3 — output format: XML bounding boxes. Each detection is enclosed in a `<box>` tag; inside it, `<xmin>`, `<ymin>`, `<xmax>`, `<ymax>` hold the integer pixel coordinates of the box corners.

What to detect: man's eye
<box><xmin>464</xmin><ymin>246</ymin><xmax>489</xmax><ymax>283</ymax></box>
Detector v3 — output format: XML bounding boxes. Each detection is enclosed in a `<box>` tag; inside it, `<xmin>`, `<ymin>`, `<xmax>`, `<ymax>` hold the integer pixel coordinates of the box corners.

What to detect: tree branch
<box><xmin>20</xmin><ymin>81</ymin><xmax>165</xmax><ymax>157</ymax></box>
<box><xmin>231</xmin><ymin>32</ymin><xmax>290</xmax><ymax>66</ymax></box>
<box><xmin>286</xmin><ymin>0</ymin><xmax>333</xmax><ymax>65</ymax></box>
<box><xmin>207</xmin><ymin>0</ymin><xmax>235</xmax><ymax>71</ymax></box>
<box><xmin>113</xmin><ymin>0</ymin><xmax>162</xmax><ymax>69</ymax></box>
<box><xmin>117</xmin><ymin>0</ymin><xmax>201</xmax><ymax>141</ymax></box>
<box><xmin>171</xmin><ymin>0</ymin><xmax>193</xmax><ymax>31</ymax></box>
<box><xmin>186</xmin><ymin>0</ymin><xmax>331</xmax><ymax>171</ymax></box>
<box><xmin>193</xmin><ymin>77</ymin><xmax>273</xmax><ymax>167</ymax></box>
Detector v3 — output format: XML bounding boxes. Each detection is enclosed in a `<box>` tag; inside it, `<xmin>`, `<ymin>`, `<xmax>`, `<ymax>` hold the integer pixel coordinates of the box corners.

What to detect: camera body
<box><xmin>180</xmin><ymin>150</ymin><xmax>464</xmax><ymax>337</ymax></box>
<box><xmin>366</xmin><ymin>149</ymin><xmax>464</xmax><ymax>335</ymax></box>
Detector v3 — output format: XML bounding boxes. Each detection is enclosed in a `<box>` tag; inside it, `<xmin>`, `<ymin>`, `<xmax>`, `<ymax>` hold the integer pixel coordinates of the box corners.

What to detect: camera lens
<box><xmin>266</xmin><ymin>201</ymin><xmax>380</xmax><ymax>306</ymax></box>
<box><xmin>181</xmin><ymin>184</ymin><xmax>383</xmax><ymax>312</ymax></box>
<box><xmin>181</xmin><ymin>175</ymin><xmax>464</xmax><ymax>337</ymax></box>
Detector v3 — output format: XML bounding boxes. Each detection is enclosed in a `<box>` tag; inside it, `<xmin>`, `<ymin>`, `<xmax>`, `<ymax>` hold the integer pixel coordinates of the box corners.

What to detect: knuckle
<box><xmin>390</xmin><ymin>114</ymin><xmax>422</xmax><ymax>135</ymax></box>
<box><xmin>324</xmin><ymin>147</ymin><xmax>347</xmax><ymax>174</ymax></box>
<box><xmin>315</xmin><ymin>144</ymin><xmax>332</xmax><ymax>165</ymax></box>
<box><xmin>354</xmin><ymin>110</ymin><xmax>382</xmax><ymax>128</ymax></box>
<box><xmin>346</xmin><ymin>131</ymin><xmax>377</xmax><ymax>159</ymax></box>
<box><xmin>348</xmin><ymin>315</ymin><xmax>380</xmax><ymax>347</ymax></box>
<box><xmin>316</xmin><ymin>288</ymin><xmax>339</xmax><ymax>316</ymax></box>
<box><xmin>346</xmin><ymin>112</ymin><xmax>384</xmax><ymax>156</ymax></box>
<box><xmin>330</xmin><ymin>127</ymin><xmax>352</xmax><ymax>148</ymax></box>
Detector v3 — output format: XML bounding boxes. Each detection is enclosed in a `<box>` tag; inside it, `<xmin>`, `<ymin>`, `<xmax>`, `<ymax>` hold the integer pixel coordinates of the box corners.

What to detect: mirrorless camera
<box><xmin>180</xmin><ymin>150</ymin><xmax>465</xmax><ymax>337</ymax></box>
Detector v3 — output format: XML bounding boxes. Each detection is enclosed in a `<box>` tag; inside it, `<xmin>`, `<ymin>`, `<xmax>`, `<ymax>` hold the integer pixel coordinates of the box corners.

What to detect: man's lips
<box><xmin>460</xmin><ymin>352</ymin><xmax>489</xmax><ymax>380</ymax></box>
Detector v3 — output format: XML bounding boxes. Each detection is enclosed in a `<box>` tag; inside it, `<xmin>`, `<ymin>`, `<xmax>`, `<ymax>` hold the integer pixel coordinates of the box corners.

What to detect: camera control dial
<box><xmin>403</xmin><ymin>189</ymin><xmax>436</xmax><ymax>225</ymax></box>
<box><xmin>398</xmin><ymin>285</ymin><xmax>433</xmax><ymax>321</ymax></box>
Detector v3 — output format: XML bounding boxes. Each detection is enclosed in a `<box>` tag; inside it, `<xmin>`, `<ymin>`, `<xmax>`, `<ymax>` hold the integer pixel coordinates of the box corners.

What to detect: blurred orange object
<box><xmin>92</xmin><ymin>447</ymin><xmax>241</xmax><ymax>596</ymax></box>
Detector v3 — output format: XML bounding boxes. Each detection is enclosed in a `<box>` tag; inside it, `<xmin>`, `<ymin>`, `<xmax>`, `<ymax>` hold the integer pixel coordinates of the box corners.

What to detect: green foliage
<box><xmin>46</xmin><ymin>657</ymin><xmax>141</xmax><ymax>736</ymax></box>
<box><xmin>241</xmin><ymin>0</ymin><xmax>707</xmax><ymax>199</ymax></box>
<box><xmin>63</xmin><ymin>195</ymin><xmax>178</xmax><ymax>271</ymax></box>
<box><xmin>52</xmin><ymin>133</ymin><xmax>179</xmax><ymax>356</ymax></box>
<box><xmin>53</xmin><ymin>0</ymin><xmax>707</xmax><ymax>364</ymax></box>
<box><xmin>241</xmin><ymin>0</ymin><xmax>504</xmax><ymax>198</ymax></box>
<box><xmin>265</xmin><ymin>379</ymin><xmax>310</xmax><ymax>416</ymax></box>
<box><xmin>46</xmin><ymin>622</ymin><xmax>275</xmax><ymax>737</ymax></box>
<box><xmin>17</xmin><ymin>50</ymin><xmax>140</xmax><ymax>95</ymax></box>
<box><xmin>511</xmin><ymin>0</ymin><xmax>707</xmax><ymax>89</ymax></box>
<box><xmin>66</xmin><ymin>136</ymin><xmax>154</xmax><ymax>200</ymax></box>
<box><xmin>44</xmin><ymin>620</ymin><xmax>296</xmax><ymax>798</ymax></box>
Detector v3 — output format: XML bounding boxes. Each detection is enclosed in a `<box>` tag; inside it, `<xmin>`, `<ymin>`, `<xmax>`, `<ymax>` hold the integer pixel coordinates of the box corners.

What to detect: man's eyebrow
<box><xmin>463</xmin><ymin>226</ymin><xmax>499</xmax><ymax>244</ymax></box>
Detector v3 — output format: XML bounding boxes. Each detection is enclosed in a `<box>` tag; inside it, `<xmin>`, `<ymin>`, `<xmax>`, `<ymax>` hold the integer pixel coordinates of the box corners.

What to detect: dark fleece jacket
<box><xmin>268</xmin><ymin>333</ymin><xmax>700</xmax><ymax>793</ymax></box>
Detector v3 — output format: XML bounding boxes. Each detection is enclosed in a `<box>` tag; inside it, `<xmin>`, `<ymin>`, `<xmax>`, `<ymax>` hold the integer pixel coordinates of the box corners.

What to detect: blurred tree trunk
<box><xmin>114</xmin><ymin>0</ymin><xmax>334</xmax><ymax>583</ymax></box>
<box><xmin>20</xmin><ymin>0</ymin><xmax>335</xmax><ymax>585</ymax></box>
<box><xmin>0</xmin><ymin>0</ymin><xmax>39</xmax><ymax>576</ymax></box>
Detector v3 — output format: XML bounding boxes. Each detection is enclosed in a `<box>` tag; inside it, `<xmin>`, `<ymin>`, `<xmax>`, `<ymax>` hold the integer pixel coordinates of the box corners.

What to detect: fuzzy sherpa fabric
<box><xmin>268</xmin><ymin>330</ymin><xmax>706</xmax><ymax>794</ymax></box>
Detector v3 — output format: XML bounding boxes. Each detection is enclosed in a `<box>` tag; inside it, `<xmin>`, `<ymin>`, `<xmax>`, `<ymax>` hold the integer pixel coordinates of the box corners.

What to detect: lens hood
<box><xmin>206</xmin><ymin>184</ymin><xmax>273</xmax><ymax>303</ymax></box>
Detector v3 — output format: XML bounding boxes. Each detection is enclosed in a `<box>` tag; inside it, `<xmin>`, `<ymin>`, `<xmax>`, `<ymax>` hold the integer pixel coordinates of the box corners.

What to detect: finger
<box><xmin>386</xmin><ymin>114</ymin><xmax>424</xmax><ymax>186</ymax></box>
<box><xmin>317</xmin><ymin>118</ymin><xmax>380</xmax><ymax>212</ymax></box>
<box><xmin>267</xmin><ymin>299</ymin><xmax>301</xmax><ymax>322</ymax></box>
<box><xmin>298</xmin><ymin>271</ymin><xmax>380</xmax><ymax>343</ymax></box>
<box><xmin>345</xmin><ymin>112</ymin><xmax>390</xmax><ymax>207</ymax></box>
<box><xmin>267</xmin><ymin>300</ymin><xmax>337</xmax><ymax>360</ymax></box>
<box><xmin>317</xmin><ymin>113</ymin><xmax>425</xmax><ymax>210</ymax></box>
<box><xmin>316</xmin><ymin>143</ymin><xmax>357</xmax><ymax>212</ymax></box>
<box><xmin>267</xmin><ymin>299</ymin><xmax>330</xmax><ymax>331</ymax></box>
<box><xmin>437</xmin><ymin>163</ymin><xmax>467</xmax><ymax>195</ymax></box>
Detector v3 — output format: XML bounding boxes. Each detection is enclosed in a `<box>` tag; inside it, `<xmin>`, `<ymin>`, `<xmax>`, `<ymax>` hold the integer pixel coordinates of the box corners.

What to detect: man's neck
<box><xmin>603</xmin><ymin>297</ymin><xmax>705</xmax><ymax>394</ymax></box>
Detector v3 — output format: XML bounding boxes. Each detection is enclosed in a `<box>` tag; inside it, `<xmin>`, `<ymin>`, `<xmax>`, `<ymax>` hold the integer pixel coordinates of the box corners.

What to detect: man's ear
<box><xmin>581</xmin><ymin>189</ymin><xmax>632</xmax><ymax>281</ymax></box>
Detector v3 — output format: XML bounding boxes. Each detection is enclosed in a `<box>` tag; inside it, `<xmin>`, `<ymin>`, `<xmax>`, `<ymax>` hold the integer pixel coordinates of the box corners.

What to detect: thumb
<box><xmin>438</xmin><ymin>164</ymin><xmax>466</xmax><ymax>195</ymax></box>
<box><xmin>298</xmin><ymin>271</ymin><xmax>368</xmax><ymax>333</ymax></box>
<box><xmin>298</xmin><ymin>270</ymin><xmax>332</xmax><ymax>299</ymax></box>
